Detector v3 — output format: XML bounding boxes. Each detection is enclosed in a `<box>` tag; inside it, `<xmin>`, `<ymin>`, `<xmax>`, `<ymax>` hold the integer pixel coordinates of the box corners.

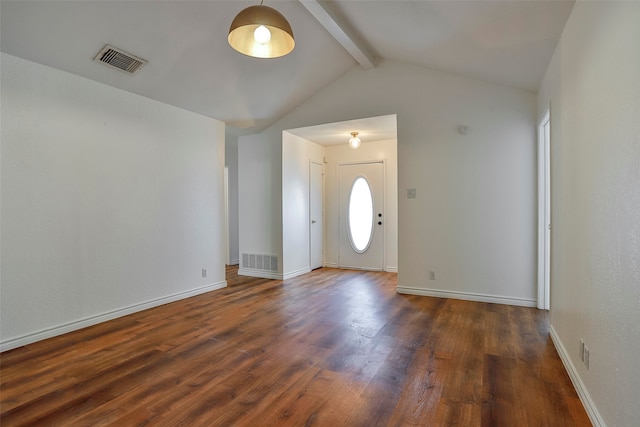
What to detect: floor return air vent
<box><xmin>242</xmin><ymin>253</ymin><xmax>279</xmax><ymax>272</ymax></box>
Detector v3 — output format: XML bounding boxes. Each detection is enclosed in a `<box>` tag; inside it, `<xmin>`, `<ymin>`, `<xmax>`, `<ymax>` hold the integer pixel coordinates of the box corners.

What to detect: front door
<box><xmin>338</xmin><ymin>162</ymin><xmax>384</xmax><ymax>270</ymax></box>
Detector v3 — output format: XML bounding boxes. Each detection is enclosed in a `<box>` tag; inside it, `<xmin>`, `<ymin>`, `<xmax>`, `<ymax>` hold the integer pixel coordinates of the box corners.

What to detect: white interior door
<box><xmin>310</xmin><ymin>161</ymin><xmax>323</xmax><ymax>270</ymax></box>
<box><xmin>338</xmin><ymin>162</ymin><xmax>384</xmax><ymax>270</ymax></box>
<box><xmin>224</xmin><ymin>166</ymin><xmax>230</xmax><ymax>266</ymax></box>
<box><xmin>538</xmin><ymin>110</ymin><xmax>551</xmax><ymax>310</ymax></box>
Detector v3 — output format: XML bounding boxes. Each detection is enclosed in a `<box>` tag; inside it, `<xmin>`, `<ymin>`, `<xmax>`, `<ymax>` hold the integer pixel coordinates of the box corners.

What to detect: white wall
<box><xmin>239</xmin><ymin>60</ymin><xmax>537</xmax><ymax>306</ymax></box>
<box><xmin>281</xmin><ymin>132</ymin><xmax>325</xmax><ymax>278</ymax></box>
<box><xmin>237</xmin><ymin>133</ymin><xmax>283</xmax><ymax>277</ymax></box>
<box><xmin>225</xmin><ymin>133</ymin><xmax>239</xmax><ymax>265</ymax></box>
<box><xmin>324</xmin><ymin>139</ymin><xmax>398</xmax><ymax>272</ymax></box>
<box><xmin>537</xmin><ymin>3</ymin><xmax>640</xmax><ymax>425</ymax></box>
<box><xmin>0</xmin><ymin>53</ymin><xmax>226</xmax><ymax>351</ymax></box>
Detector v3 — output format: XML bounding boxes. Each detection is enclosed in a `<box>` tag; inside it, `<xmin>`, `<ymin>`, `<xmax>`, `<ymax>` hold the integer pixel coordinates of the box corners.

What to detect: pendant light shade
<box><xmin>228</xmin><ymin>5</ymin><xmax>295</xmax><ymax>58</ymax></box>
<box><xmin>349</xmin><ymin>132</ymin><xmax>361</xmax><ymax>149</ymax></box>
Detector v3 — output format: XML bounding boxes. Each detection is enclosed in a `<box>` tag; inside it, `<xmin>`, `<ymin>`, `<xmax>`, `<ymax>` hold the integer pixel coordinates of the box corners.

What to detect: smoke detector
<box><xmin>94</xmin><ymin>44</ymin><xmax>147</xmax><ymax>74</ymax></box>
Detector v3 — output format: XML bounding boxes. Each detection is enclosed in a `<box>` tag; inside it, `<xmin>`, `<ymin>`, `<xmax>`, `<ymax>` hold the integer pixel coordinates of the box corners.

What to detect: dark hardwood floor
<box><xmin>1</xmin><ymin>266</ymin><xmax>590</xmax><ymax>426</ymax></box>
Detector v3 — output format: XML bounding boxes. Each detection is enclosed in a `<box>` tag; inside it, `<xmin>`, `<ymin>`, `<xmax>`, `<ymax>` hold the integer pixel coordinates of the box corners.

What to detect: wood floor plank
<box><xmin>1</xmin><ymin>265</ymin><xmax>591</xmax><ymax>426</ymax></box>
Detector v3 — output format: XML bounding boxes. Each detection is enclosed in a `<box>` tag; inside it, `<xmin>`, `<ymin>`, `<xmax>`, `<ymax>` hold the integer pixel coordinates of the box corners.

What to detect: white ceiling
<box><xmin>332</xmin><ymin>0</ymin><xmax>575</xmax><ymax>92</ymax></box>
<box><xmin>287</xmin><ymin>114</ymin><xmax>397</xmax><ymax>146</ymax></box>
<box><xmin>0</xmin><ymin>1</ymin><xmax>575</xmax><ymax>137</ymax></box>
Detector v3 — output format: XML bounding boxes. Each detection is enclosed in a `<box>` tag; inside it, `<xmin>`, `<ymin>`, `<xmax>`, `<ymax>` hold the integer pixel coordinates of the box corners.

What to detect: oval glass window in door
<box><xmin>348</xmin><ymin>176</ymin><xmax>374</xmax><ymax>252</ymax></box>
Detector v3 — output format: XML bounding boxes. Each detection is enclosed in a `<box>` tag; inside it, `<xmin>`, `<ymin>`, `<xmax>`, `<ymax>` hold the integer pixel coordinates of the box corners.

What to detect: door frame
<box><xmin>337</xmin><ymin>159</ymin><xmax>386</xmax><ymax>270</ymax></box>
<box><xmin>537</xmin><ymin>108</ymin><xmax>551</xmax><ymax>310</ymax></box>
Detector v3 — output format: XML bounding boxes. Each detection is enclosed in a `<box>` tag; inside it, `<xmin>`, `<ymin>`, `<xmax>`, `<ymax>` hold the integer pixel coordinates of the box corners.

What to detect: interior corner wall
<box><xmin>0</xmin><ymin>53</ymin><xmax>226</xmax><ymax>351</ymax></box>
<box><xmin>281</xmin><ymin>132</ymin><xmax>325</xmax><ymax>279</ymax></box>
<box><xmin>324</xmin><ymin>139</ymin><xmax>398</xmax><ymax>272</ymax></box>
<box><xmin>245</xmin><ymin>60</ymin><xmax>536</xmax><ymax>306</ymax></box>
<box><xmin>225</xmin><ymin>133</ymin><xmax>240</xmax><ymax>265</ymax></box>
<box><xmin>536</xmin><ymin>2</ymin><xmax>640</xmax><ymax>425</ymax></box>
<box><xmin>237</xmin><ymin>132</ymin><xmax>283</xmax><ymax>278</ymax></box>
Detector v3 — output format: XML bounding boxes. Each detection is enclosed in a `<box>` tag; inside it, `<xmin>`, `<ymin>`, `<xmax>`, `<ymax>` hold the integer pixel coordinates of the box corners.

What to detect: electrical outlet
<box><xmin>584</xmin><ymin>346</ymin><xmax>590</xmax><ymax>370</ymax></box>
<box><xmin>202</xmin><ymin>269</ymin><xmax>207</xmax><ymax>278</ymax></box>
<box><xmin>429</xmin><ymin>271</ymin><xmax>436</xmax><ymax>280</ymax></box>
<box><xmin>580</xmin><ymin>339</ymin><xmax>584</xmax><ymax>361</ymax></box>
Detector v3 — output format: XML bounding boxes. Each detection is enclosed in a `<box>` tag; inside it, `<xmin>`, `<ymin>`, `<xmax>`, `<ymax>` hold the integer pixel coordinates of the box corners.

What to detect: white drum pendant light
<box><xmin>228</xmin><ymin>2</ymin><xmax>295</xmax><ymax>58</ymax></box>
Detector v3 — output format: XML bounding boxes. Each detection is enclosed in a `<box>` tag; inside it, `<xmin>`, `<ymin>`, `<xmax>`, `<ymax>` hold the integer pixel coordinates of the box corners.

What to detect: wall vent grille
<box><xmin>94</xmin><ymin>44</ymin><xmax>147</xmax><ymax>74</ymax></box>
<box><xmin>242</xmin><ymin>253</ymin><xmax>278</xmax><ymax>272</ymax></box>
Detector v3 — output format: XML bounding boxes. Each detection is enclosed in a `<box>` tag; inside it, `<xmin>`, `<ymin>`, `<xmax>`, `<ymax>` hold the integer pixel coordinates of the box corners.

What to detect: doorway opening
<box><xmin>284</xmin><ymin>114</ymin><xmax>398</xmax><ymax>274</ymax></box>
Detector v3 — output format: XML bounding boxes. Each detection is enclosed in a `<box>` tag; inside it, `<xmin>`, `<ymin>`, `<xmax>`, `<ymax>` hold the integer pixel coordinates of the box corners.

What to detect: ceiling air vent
<box><xmin>94</xmin><ymin>44</ymin><xmax>147</xmax><ymax>74</ymax></box>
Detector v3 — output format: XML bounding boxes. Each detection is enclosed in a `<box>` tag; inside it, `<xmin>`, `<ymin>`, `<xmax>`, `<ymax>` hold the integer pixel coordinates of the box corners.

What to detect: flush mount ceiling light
<box><xmin>228</xmin><ymin>1</ymin><xmax>295</xmax><ymax>58</ymax></box>
<box><xmin>349</xmin><ymin>132</ymin><xmax>361</xmax><ymax>149</ymax></box>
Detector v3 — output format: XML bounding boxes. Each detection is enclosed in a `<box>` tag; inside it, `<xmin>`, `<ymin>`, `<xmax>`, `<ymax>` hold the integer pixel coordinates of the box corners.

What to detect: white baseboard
<box><xmin>283</xmin><ymin>267</ymin><xmax>311</xmax><ymax>280</ymax></box>
<box><xmin>229</xmin><ymin>259</ymin><xmax>239</xmax><ymax>266</ymax></box>
<box><xmin>395</xmin><ymin>286</ymin><xmax>536</xmax><ymax>307</ymax></box>
<box><xmin>238</xmin><ymin>268</ymin><xmax>282</xmax><ymax>280</ymax></box>
<box><xmin>0</xmin><ymin>280</ymin><xmax>227</xmax><ymax>352</ymax></box>
<box><xmin>550</xmin><ymin>326</ymin><xmax>605</xmax><ymax>427</ymax></box>
<box><xmin>322</xmin><ymin>263</ymin><xmax>396</xmax><ymax>273</ymax></box>
<box><xmin>237</xmin><ymin>267</ymin><xmax>312</xmax><ymax>281</ymax></box>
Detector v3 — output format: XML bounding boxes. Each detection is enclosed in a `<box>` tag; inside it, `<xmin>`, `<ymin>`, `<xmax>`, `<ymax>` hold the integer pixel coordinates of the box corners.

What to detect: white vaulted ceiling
<box><xmin>0</xmin><ymin>1</ymin><xmax>574</xmax><ymax>136</ymax></box>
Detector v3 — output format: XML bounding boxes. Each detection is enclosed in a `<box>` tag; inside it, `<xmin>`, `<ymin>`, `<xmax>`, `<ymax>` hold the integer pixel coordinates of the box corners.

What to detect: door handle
<box><xmin>312</xmin><ymin>220</ymin><xmax>317</xmax><ymax>224</ymax></box>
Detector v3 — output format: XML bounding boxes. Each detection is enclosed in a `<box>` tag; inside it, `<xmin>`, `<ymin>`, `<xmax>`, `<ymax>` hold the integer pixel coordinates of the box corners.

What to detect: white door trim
<box><xmin>537</xmin><ymin>109</ymin><xmax>551</xmax><ymax>310</ymax></box>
